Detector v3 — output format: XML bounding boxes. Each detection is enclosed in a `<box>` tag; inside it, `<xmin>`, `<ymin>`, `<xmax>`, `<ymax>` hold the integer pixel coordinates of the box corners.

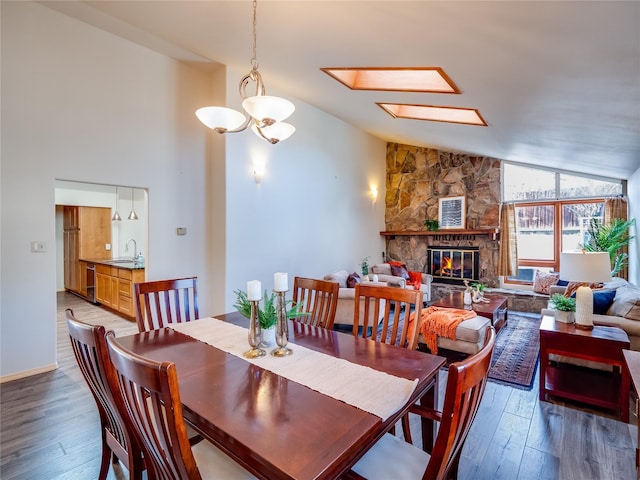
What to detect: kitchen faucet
<box><xmin>125</xmin><ymin>238</ymin><xmax>137</xmax><ymax>260</ymax></box>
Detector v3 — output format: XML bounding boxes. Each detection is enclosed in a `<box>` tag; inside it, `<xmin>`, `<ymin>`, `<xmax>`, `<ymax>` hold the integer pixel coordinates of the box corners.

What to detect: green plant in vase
<box><xmin>550</xmin><ymin>293</ymin><xmax>576</xmax><ymax>324</ymax></box>
<box><xmin>233</xmin><ymin>289</ymin><xmax>309</xmax><ymax>330</ymax></box>
<box><xmin>361</xmin><ymin>256</ymin><xmax>371</xmax><ymax>276</ymax></box>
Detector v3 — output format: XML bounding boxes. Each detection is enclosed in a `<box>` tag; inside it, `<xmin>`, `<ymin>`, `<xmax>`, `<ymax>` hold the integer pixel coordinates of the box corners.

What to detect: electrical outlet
<box><xmin>176</xmin><ymin>227</ymin><xmax>187</xmax><ymax>236</ymax></box>
<box><xmin>105</xmin><ymin>244</ymin><xmax>111</xmax><ymax>251</ymax></box>
<box><xmin>31</xmin><ymin>241</ymin><xmax>47</xmax><ymax>253</ymax></box>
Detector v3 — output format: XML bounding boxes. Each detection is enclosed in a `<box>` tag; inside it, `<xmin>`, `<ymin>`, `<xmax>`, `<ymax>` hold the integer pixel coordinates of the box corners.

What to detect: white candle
<box><xmin>247</xmin><ymin>280</ymin><xmax>262</xmax><ymax>301</ymax></box>
<box><xmin>274</xmin><ymin>272</ymin><xmax>288</xmax><ymax>292</ymax></box>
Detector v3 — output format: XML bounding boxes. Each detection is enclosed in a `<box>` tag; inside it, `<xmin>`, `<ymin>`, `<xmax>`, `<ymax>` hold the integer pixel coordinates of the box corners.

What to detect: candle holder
<box><xmin>243</xmin><ymin>300</ymin><xmax>266</xmax><ymax>358</ymax></box>
<box><xmin>271</xmin><ymin>290</ymin><xmax>293</xmax><ymax>357</ymax></box>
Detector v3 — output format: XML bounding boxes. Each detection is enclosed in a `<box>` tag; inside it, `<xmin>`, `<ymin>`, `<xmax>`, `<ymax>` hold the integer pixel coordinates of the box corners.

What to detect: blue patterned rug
<box><xmin>488</xmin><ymin>312</ymin><xmax>541</xmax><ymax>390</ymax></box>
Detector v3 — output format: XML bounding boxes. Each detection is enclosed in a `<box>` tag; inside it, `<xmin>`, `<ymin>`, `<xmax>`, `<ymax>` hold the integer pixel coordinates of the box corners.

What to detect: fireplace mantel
<box><xmin>380</xmin><ymin>228</ymin><xmax>499</xmax><ymax>240</ymax></box>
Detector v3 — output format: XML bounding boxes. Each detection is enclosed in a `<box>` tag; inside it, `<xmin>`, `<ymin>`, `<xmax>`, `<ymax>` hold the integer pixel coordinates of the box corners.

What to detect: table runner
<box><xmin>170</xmin><ymin>318</ymin><xmax>417</xmax><ymax>421</ymax></box>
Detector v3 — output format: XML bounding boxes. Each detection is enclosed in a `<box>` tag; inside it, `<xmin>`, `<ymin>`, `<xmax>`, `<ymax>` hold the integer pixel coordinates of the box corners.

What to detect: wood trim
<box><xmin>380</xmin><ymin>228</ymin><xmax>499</xmax><ymax>240</ymax></box>
<box><xmin>0</xmin><ymin>363</ymin><xmax>58</xmax><ymax>383</ymax></box>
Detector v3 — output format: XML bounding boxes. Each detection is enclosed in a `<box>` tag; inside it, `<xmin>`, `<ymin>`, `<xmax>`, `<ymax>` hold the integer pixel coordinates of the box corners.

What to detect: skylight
<box><xmin>377</xmin><ymin>103</ymin><xmax>487</xmax><ymax>126</ymax></box>
<box><xmin>321</xmin><ymin>67</ymin><xmax>459</xmax><ymax>93</ymax></box>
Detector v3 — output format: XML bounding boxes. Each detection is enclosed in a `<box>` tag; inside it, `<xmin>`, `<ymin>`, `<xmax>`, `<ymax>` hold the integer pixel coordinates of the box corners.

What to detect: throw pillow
<box><xmin>346</xmin><ymin>272</ymin><xmax>361</xmax><ymax>288</ymax></box>
<box><xmin>609</xmin><ymin>285</ymin><xmax>640</xmax><ymax>321</ymax></box>
<box><xmin>323</xmin><ymin>270</ymin><xmax>349</xmax><ymax>288</ymax></box>
<box><xmin>593</xmin><ymin>289</ymin><xmax>617</xmax><ymax>314</ymax></box>
<box><xmin>389</xmin><ymin>262</ymin><xmax>410</xmax><ymax>280</ymax></box>
<box><xmin>569</xmin><ymin>288</ymin><xmax>617</xmax><ymax>314</ymax></box>
<box><xmin>533</xmin><ymin>270</ymin><xmax>560</xmax><ymax>294</ymax></box>
<box><xmin>564</xmin><ymin>281</ymin><xmax>602</xmax><ymax>298</ymax></box>
<box><xmin>407</xmin><ymin>271</ymin><xmax>422</xmax><ymax>290</ymax></box>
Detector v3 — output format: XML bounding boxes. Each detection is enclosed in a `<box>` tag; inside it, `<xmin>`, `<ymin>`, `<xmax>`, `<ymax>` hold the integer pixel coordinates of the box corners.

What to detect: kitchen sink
<box><xmin>106</xmin><ymin>259</ymin><xmax>136</xmax><ymax>264</ymax></box>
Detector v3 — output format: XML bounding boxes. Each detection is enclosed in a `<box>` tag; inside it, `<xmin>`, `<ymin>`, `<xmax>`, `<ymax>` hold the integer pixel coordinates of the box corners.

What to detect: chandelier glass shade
<box><xmin>195</xmin><ymin>0</ymin><xmax>295</xmax><ymax>144</ymax></box>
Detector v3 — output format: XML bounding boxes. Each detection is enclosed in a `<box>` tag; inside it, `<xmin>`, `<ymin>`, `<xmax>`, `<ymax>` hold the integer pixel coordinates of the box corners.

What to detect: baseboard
<box><xmin>0</xmin><ymin>363</ymin><xmax>58</xmax><ymax>384</ymax></box>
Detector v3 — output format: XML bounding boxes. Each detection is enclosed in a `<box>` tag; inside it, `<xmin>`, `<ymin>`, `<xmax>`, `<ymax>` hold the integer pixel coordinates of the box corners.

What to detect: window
<box><xmin>503</xmin><ymin>163</ymin><xmax>622</xmax><ymax>285</ymax></box>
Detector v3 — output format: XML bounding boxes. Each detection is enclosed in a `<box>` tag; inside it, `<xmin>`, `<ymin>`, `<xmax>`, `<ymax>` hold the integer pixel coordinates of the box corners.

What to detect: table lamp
<box><xmin>560</xmin><ymin>251</ymin><xmax>612</xmax><ymax>330</ymax></box>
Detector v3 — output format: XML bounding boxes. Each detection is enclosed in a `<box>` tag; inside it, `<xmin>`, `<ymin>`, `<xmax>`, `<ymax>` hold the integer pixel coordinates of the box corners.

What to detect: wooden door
<box><xmin>78</xmin><ymin>207</ymin><xmax>111</xmax><ymax>260</ymax></box>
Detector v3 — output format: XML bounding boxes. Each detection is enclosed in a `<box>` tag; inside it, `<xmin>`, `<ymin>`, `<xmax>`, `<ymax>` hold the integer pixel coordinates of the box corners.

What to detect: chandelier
<box><xmin>196</xmin><ymin>0</ymin><xmax>295</xmax><ymax>144</ymax></box>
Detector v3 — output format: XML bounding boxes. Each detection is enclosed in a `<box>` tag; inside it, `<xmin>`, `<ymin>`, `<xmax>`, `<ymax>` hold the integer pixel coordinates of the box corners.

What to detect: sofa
<box><xmin>323</xmin><ymin>269</ymin><xmax>388</xmax><ymax>330</ymax></box>
<box><xmin>325</xmin><ymin>264</ymin><xmax>433</xmax><ymax>329</ymax></box>
<box><xmin>542</xmin><ymin>277</ymin><xmax>640</xmax><ymax>352</ymax></box>
<box><xmin>369</xmin><ymin>263</ymin><xmax>432</xmax><ymax>304</ymax></box>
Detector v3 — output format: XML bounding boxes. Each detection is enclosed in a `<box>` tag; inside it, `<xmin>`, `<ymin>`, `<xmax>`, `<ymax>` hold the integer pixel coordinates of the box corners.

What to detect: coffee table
<box><xmin>433</xmin><ymin>291</ymin><xmax>508</xmax><ymax>332</ymax></box>
<box><xmin>539</xmin><ymin>315</ymin><xmax>630</xmax><ymax>421</ymax></box>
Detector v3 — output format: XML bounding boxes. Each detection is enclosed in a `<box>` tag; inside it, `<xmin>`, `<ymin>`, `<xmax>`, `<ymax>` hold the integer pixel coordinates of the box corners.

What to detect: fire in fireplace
<box><xmin>427</xmin><ymin>246</ymin><xmax>480</xmax><ymax>284</ymax></box>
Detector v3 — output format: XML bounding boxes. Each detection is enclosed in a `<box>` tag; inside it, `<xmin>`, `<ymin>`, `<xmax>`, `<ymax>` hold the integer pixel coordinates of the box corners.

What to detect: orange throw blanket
<box><xmin>408</xmin><ymin>306</ymin><xmax>477</xmax><ymax>354</ymax></box>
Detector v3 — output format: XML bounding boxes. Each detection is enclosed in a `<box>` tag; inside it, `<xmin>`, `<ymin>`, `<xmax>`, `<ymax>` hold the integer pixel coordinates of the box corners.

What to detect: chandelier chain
<box><xmin>251</xmin><ymin>0</ymin><xmax>258</xmax><ymax>71</ymax></box>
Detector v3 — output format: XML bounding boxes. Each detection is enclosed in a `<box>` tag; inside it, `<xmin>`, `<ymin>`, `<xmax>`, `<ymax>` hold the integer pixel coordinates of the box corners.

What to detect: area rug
<box><xmin>488</xmin><ymin>312</ymin><xmax>541</xmax><ymax>390</ymax></box>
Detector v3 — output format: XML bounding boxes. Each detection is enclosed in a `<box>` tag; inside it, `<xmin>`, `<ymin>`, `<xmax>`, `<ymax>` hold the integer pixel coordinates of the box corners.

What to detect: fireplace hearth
<box><xmin>427</xmin><ymin>246</ymin><xmax>480</xmax><ymax>285</ymax></box>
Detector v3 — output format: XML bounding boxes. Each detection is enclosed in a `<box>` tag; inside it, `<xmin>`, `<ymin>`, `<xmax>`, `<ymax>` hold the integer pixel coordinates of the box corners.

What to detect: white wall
<box><xmin>1</xmin><ymin>2</ymin><xmax>212</xmax><ymax>378</ymax></box>
<box><xmin>223</xmin><ymin>67</ymin><xmax>386</xmax><ymax>307</ymax></box>
<box><xmin>0</xmin><ymin>2</ymin><xmax>385</xmax><ymax>379</ymax></box>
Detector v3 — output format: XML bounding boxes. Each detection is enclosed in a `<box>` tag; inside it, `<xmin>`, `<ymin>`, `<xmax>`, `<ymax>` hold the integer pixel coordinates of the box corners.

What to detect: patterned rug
<box><xmin>488</xmin><ymin>312</ymin><xmax>541</xmax><ymax>390</ymax></box>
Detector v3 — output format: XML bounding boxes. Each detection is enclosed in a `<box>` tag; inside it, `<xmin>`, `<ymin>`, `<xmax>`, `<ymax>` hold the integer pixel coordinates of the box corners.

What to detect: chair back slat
<box><xmin>135</xmin><ymin>277</ymin><xmax>199</xmax><ymax>332</ymax></box>
<box><xmin>292</xmin><ymin>277</ymin><xmax>339</xmax><ymax>329</ymax></box>
<box><xmin>65</xmin><ymin>309</ymin><xmax>143</xmax><ymax>479</ymax></box>
<box><xmin>106</xmin><ymin>332</ymin><xmax>202</xmax><ymax>480</ymax></box>
<box><xmin>353</xmin><ymin>284</ymin><xmax>423</xmax><ymax>349</ymax></box>
<box><xmin>423</xmin><ymin>327</ymin><xmax>496</xmax><ymax>480</ymax></box>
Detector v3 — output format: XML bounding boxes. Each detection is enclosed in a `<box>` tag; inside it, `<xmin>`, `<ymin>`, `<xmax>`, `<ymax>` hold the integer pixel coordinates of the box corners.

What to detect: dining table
<box><xmin>115</xmin><ymin>311</ymin><xmax>446</xmax><ymax>480</ymax></box>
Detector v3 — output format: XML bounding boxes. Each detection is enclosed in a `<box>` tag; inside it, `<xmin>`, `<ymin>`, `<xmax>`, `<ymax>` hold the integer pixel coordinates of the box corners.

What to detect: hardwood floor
<box><xmin>1</xmin><ymin>292</ymin><xmax>637</xmax><ymax>479</ymax></box>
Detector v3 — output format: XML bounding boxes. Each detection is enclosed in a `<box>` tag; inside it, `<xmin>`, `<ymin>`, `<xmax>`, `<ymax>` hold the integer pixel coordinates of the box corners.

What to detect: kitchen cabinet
<box><xmin>96</xmin><ymin>263</ymin><xmax>144</xmax><ymax>319</ymax></box>
<box><xmin>63</xmin><ymin>206</ymin><xmax>111</xmax><ymax>295</ymax></box>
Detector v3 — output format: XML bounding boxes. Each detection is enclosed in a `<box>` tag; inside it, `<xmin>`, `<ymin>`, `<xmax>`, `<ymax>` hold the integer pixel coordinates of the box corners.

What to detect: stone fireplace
<box><xmin>382</xmin><ymin>143</ymin><xmax>501</xmax><ymax>288</ymax></box>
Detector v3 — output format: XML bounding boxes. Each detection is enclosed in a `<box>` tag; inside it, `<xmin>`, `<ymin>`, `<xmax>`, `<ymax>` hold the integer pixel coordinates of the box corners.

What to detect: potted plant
<box><xmin>550</xmin><ymin>293</ymin><xmax>576</xmax><ymax>323</ymax></box>
<box><xmin>233</xmin><ymin>289</ymin><xmax>308</xmax><ymax>346</ymax></box>
<box><xmin>424</xmin><ymin>219</ymin><xmax>439</xmax><ymax>231</ymax></box>
<box><xmin>361</xmin><ymin>256</ymin><xmax>371</xmax><ymax>276</ymax></box>
<box><xmin>582</xmin><ymin>217</ymin><xmax>635</xmax><ymax>276</ymax></box>
<box><xmin>471</xmin><ymin>282</ymin><xmax>488</xmax><ymax>302</ymax></box>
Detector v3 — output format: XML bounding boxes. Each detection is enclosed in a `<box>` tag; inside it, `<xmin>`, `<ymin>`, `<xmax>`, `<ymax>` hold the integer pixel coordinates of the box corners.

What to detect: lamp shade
<box><xmin>242</xmin><ymin>95</ymin><xmax>295</xmax><ymax>123</ymax></box>
<box><xmin>196</xmin><ymin>106</ymin><xmax>247</xmax><ymax>132</ymax></box>
<box><xmin>560</xmin><ymin>252</ymin><xmax>612</xmax><ymax>283</ymax></box>
<box><xmin>251</xmin><ymin>122</ymin><xmax>296</xmax><ymax>144</ymax></box>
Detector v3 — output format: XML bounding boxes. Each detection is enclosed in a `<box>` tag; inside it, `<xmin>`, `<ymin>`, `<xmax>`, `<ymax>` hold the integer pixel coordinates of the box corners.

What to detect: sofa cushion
<box><xmin>346</xmin><ymin>272</ymin><xmax>361</xmax><ymax>288</ymax></box>
<box><xmin>371</xmin><ymin>264</ymin><xmax>392</xmax><ymax>276</ymax></box>
<box><xmin>533</xmin><ymin>270</ymin><xmax>559</xmax><ymax>294</ymax></box>
<box><xmin>609</xmin><ymin>284</ymin><xmax>640</xmax><ymax>321</ymax></box>
<box><xmin>324</xmin><ymin>270</ymin><xmax>350</xmax><ymax>288</ymax></box>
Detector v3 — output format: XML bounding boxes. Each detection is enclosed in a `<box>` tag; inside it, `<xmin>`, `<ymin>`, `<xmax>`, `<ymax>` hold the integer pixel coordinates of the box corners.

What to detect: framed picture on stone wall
<box><xmin>438</xmin><ymin>196</ymin><xmax>466</xmax><ymax>229</ymax></box>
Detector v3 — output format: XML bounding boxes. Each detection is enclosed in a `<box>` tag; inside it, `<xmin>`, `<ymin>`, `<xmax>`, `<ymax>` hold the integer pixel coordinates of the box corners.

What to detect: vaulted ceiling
<box><xmin>44</xmin><ymin>1</ymin><xmax>640</xmax><ymax>179</ymax></box>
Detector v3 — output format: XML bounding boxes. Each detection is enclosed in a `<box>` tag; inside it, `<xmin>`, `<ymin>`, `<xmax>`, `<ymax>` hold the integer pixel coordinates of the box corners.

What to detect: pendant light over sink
<box><xmin>128</xmin><ymin>187</ymin><xmax>139</xmax><ymax>220</ymax></box>
<box><xmin>195</xmin><ymin>0</ymin><xmax>295</xmax><ymax>144</ymax></box>
<box><xmin>112</xmin><ymin>186</ymin><xmax>122</xmax><ymax>222</ymax></box>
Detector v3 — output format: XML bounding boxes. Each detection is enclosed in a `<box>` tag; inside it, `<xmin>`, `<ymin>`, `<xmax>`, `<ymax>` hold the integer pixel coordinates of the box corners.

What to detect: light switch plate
<box><xmin>176</xmin><ymin>227</ymin><xmax>187</xmax><ymax>235</ymax></box>
<box><xmin>31</xmin><ymin>241</ymin><xmax>47</xmax><ymax>253</ymax></box>
<box><xmin>105</xmin><ymin>244</ymin><xmax>111</xmax><ymax>250</ymax></box>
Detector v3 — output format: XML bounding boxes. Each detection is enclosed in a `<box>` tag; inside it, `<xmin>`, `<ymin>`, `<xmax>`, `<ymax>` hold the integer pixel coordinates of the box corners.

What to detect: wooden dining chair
<box><xmin>346</xmin><ymin>326</ymin><xmax>496</xmax><ymax>480</ymax></box>
<box><xmin>353</xmin><ymin>283</ymin><xmax>423</xmax><ymax>349</ymax></box>
<box><xmin>104</xmin><ymin>332</ymin><xmax>257</xmax><ymax>480</ymax></box>
<box><xmin>65</xmin><ymin>309</ymin><xmax>144</xmax><ymax>480</ymax></box>
<box><xmin>134</xmin><ymin>276</ymin><xmax>199</xmax><ymax>332</ymax></box>
<box><xmin>292</xmin><ymin>276</ymin><xmax>340</xmax><ymax>329</ymax></box>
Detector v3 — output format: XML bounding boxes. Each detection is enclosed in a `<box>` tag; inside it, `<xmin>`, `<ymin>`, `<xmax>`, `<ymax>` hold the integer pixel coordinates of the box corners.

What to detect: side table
<box><xmin>434</xmin><ymin>292</ymin><xmax>508</xmax><ymax>332</ymax></box>
<box><xmin>539</xmin><ymin>315</ymin><xmax>630</xmax><ymax>421</ymax></box>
